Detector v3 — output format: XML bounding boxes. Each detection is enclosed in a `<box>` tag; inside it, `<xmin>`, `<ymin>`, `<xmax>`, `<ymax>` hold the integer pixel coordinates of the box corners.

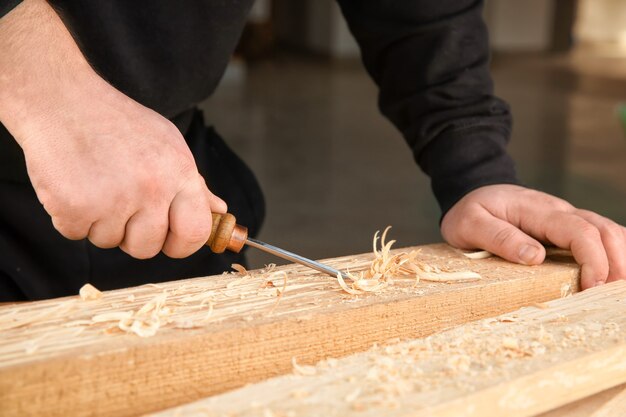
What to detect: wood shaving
<box><xmin>79</xmin><ymin>283</ymin><xmax>102</xmax><ymax>301</ymax></box>
<box><xmin>90</xmin><ymin>292</ymin><xmax>172</xmax><ymax>337</ymax></box>
<box><xmin>290</xmin><ymin>389</ymin><xmax>310</xmax><ymax>399</ymax></box>
<box><xmin>561</xmin><ymin>283</ymin><xmax>573</xmax><ymax>298</ymax></box>
<box><xmin>337</xmin><ymin>227</ymin><xmax>481</xmax><ymax>294</ymax></box>
<box><xmin>502</xmin><ymin>337</ymin><xmax>520</xmax><ymax>350</ymax></box>
<box><xmin>231</xmin><ymin>263</ymin><xmax>248</xmax><ymax>275</ymax></box>
<box><xmin>497</xmin><ymin>316</ymin><xmax>518</xmax><ymax>323</ymax></box>
<box><xmin>461</xmin><ymin>247</ymin><xmax>574</xmax><ymax>260</ymax></box>
<box><xmin>267</xmin><ymin>271</ymin><xmax>288</xmax><ymax>314</ymax></box>
<box><xmin>461</xmin><ymin>250</ymin><xmax>493</xmax><ymax>260</ymax></box>
<box><xmin>337</xmin><ymin>272</ymin><xmax>364</xmax><ymax>295</ymax></box>
<box><xmin>344</xmin><ymin>387</ymin><xmax>362</xmax><ymax>403</ymax></box>
<box><xmin>292</xmin><ymin>357</ymin><xmax>317</xmax><ymax>376</ymax></box>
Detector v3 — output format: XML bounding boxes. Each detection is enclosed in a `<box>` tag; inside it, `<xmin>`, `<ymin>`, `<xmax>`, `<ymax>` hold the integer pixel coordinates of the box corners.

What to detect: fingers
<box><xmin>87</xmin><ymin>218</ymin><xmax>127</xmax><ymax>249</ymax></box>
<box><xmin>162</xmin><ymin>177</ymin><xmax>214</xmax><ymax>259</ymax></box>
<box><xmin>50</xmin><ymin>215</ymin><xmax>91</xmax><ymax>240</ymax></box>
<box><xmin>441</xmin><ymin>185</ymin><xmax>623</xmax><ymax>292</ymax></box>
<box><xmin>454</xmin><ymin>209</ymin><xmax>545</xmax><ymax>266</ymax></box>
<box><xmin>120</xmin><ymin>208</ymin><xmax>169</xmax><ymax>259</ymax></box>
<box><xmin>575</xmin><ymin>210</ymin><xmax>626</xmax><ymax>284</ymax></box>
<box><xmin>56</xmin><ymin>175</ymin><xmax>223</xmax><ymax>259</ymax></box>
<box><xmin>521</xmin><ymin>211</ymin><xmax>609</xmax><ymax>290</ymax></box>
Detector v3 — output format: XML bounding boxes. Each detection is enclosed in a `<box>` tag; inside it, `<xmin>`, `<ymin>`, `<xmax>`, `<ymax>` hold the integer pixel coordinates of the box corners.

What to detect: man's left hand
<box><xmin>441</xmin><ymin>184</ymin><xmax>626</xmax><ymax>290</ymax></box>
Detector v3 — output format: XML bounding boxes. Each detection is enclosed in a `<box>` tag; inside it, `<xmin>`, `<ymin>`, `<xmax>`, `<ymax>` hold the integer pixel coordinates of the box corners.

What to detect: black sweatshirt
<box><xmin>0</xmin><ymin>0</ymin><xmax>519</xmax><ymax>215</ymax></box>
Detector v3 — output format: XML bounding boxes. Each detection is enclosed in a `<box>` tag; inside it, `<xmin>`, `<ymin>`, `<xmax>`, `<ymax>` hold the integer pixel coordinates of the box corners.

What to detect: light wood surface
<box><xmin>151</xmin><ymin>281</ymin><xmax>626</xmax><ymax>417</ymax></box>
<box><xmin>590</xmin><ymin>385</ymin><xmax>626</xmax><ymax>417</ymax></box>
<box><xmin>538</xmin><ymin>384</ymin><xmax>626</xmax><ymax>417</ymax></box>
<box><xmin>0</xmin><ymin>244</ymin><xmax>579</xmax><ymax>417</ymax></box>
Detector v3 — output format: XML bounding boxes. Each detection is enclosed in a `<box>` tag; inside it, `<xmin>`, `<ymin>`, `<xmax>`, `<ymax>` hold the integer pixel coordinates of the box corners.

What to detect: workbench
<box><xmin>2</xmin><ymin>243</ymin><xmax>625</xmax><ymax>416</ymax></box>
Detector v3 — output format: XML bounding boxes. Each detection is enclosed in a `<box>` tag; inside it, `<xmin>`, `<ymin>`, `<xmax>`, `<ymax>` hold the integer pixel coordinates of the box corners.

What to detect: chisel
<box><xmin>206</xmin><ymin>213</ymin><xmax>345</xmax><ymax>278</ymax></box>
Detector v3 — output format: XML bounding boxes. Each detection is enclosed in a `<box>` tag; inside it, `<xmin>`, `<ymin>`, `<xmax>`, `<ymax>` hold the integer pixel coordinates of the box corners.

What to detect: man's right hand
<box><xmin>0</xmin><ymin>0</ymin><xmax>226</xmax><ymax>259</ymax></box>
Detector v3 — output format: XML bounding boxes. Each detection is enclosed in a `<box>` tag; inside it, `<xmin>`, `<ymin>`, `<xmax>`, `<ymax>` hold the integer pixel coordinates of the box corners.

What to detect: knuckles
<box><xmin>184</xmin><ymin>216</ymin><xmax>213</xmax><ymax>244</ymax></box>
<box><xmin>173</xmin><ymin>206</ymin><xmax>213</xmax><ymax>245</ymax></box>
<box><xmin>140</xmin><ymin>218</ymin><xmax>169</xmax><ymax>245</ymax></box>
<box><xmin>599</xmin><ymin>222</ymin><xmax>624</xmax><ymax>243</ymax></box>
<box><xmin>136</xmin><ymin>173</ymin><xmax>168</xmax><ymax>203</ymax></box>
<box><xmin>121</xmin><ymin>243</ymin><xmax>162</xmax><ymax>260</ymax></box>
<box><xmin>577</xmin><ymin>222</ymin><xmax>602</xmax><ymax>242</ymax></box>
<box><xmin>51</xmin><ymin>216</ymin><xmax>89</xmax><ymax>240</ymax></box>
<box><xmin>491</xmin><ymin>226</ymin><xmax>518</xmax><ymax>249</ymax></box>
<box><xmin>455</xmin><ymin>207</ymin><xmax>482</xmax><ymax>235</ymax></box>
<box><xmin>441</xmin><ymin>204</ymin><xmax>483</xmax><ymax>247</ymax></box>
<box><xmin>519</xmin><ymin>188</ymin><xmax>573</xmax><ymax>213</ymax></box>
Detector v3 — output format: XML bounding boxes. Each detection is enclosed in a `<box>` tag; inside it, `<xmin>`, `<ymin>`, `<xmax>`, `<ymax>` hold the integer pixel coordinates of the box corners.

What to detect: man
<box><xmin>1</xmin><ymin>0</ymin><xmax>624</xmax><ymax>301</ymax></box>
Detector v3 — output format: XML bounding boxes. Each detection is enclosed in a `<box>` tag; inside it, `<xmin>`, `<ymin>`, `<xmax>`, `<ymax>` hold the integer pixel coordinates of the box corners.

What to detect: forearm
<box><xmin>0</xmin><ymin>0</ymin><xmax>99</xmax><ymax>145</ymax></box>
<box><xmin>337</xmin><ymin>0</ymin><xmax>518</xmax><ymax>214</ymax></box>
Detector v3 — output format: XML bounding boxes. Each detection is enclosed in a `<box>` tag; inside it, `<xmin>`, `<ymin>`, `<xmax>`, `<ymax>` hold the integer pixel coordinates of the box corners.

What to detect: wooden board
<box><xmin>539</xmin><ymin>384</ymin><xmax>626</xmax><ymax>417</ymax></box>
<box><xmin>151</xmin><ymin>281</ymin><xmax>626</xmax><ymax>417</ymax></box>
<box><xmin>0</xmin><ymin>244</ymin><xmax>580</xmax><ymax>417</ymax></box>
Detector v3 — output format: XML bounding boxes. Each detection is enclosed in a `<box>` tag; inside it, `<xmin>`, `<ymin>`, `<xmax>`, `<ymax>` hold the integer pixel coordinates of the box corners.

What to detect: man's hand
<box><xmin>0</xmin><ymin>0</ymin><xmax>226</xmax><ymax>259</ymax></box>
<box><xmin>441</xmin><ymin>184</ymin><xmax>626</xmax><ymax>290</ymax></box>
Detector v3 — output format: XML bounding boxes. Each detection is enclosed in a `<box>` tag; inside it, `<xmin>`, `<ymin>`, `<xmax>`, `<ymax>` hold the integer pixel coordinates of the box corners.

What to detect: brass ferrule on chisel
<box><xmin>207</xmin><ymin>213</ymin><xmax>248</xmax><ymax>254</ymax></box>
<box><xmin>207</xmin><ymin>213</ymin><xmax>345</xmax><ymax>278</ymax></box>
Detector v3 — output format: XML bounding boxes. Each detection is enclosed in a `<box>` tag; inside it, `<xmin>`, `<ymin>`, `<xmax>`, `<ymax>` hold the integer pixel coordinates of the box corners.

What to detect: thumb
<box><xmin>208</xmin><ymin>191</ymin><xmax>227</xmax><ymax>214</ymax></box>
<box><xmin>198</xmin><ymin>174</ymin><xmax>227</xmax><ymax>214</ymax></box>
<box><xmin>460</xmin><ymin>214</ymin><xmax>545</xmax><ymax>265</ymax></box>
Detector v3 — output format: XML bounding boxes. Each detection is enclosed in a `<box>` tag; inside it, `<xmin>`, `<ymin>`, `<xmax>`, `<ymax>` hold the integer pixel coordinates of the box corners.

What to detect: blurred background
<box><xmin>199</xmin><ymin>0</ymin><xmax>626</xmax><ymax>268</ymax></box>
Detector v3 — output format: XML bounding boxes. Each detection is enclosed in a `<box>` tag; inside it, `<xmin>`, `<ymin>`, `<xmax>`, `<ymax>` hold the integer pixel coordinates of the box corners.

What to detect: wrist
<box><xmin>0</xmin><ymin>0</ymin><xmax>101</xmax><ymax>146</ymax></box>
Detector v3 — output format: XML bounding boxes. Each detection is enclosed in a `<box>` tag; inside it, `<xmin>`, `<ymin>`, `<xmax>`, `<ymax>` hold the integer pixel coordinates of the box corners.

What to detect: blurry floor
<box><xmin>200</xmin><ymin>52</ymin><xmax>626</xmax><ymax>269</ymax></box>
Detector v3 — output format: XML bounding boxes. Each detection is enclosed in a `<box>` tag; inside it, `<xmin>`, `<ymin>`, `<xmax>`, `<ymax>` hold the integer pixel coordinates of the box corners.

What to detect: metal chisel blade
<box><xmin>245</xmin><ymin>238</ymin><xmax>346</xmax><ymax>278</ymax></box>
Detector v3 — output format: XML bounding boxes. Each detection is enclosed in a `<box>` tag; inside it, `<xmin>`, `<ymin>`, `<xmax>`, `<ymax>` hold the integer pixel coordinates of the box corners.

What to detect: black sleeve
<box><xmin>336</xmin><ymin>0</ymin><xmax>519</xmax><ymax>215</ymax></box>
<box><xmin>1</xmin><ymin>0</ymin><xmax>21</xmax><ymax>18</ymax></box>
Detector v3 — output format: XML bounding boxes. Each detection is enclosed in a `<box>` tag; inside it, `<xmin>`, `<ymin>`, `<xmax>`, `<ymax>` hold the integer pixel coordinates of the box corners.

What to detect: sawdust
<box><xmin>262</xmin><ymin>315</ymin><xmax>622</xmax><ymax>413</ymax></box>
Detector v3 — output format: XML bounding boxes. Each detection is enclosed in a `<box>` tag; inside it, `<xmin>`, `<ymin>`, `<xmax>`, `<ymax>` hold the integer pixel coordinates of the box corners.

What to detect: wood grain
<box><xmin>538</xmin><ymin>384</ymin><xmax>626</xmax><ymax>417</ymax></box>
<box><xmin>151</xmin><ymin>281</ymin><xmax>626</xmax><ymax>417</ymax></box>
<box><xmin>0</xmin><ymin>244</ymin><xmax>579</xmax><ymax>417</ymax></box>
<box><xmin>590</xmin><ymin>385</ymin><xmax>626</xmax><ymax>417</ymax></box>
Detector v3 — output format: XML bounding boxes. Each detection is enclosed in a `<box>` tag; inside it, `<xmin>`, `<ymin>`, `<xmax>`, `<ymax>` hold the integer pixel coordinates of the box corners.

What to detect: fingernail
<box><xmin>594</xmin><ymin>280</ymin><xmax>606</xmax><ymax>287</ymax></box>
<box><xmin>518</xmin><ymin>245</ymin><xmax>539</xmax><ymax>264</ymax></box>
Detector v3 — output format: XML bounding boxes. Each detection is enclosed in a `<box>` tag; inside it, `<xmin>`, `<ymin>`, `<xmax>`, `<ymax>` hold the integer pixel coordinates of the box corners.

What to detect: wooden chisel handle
<box><xmin>206</xmin><ymin>213</ymin><xmax>248</xmax><ymax>254</ymax></box>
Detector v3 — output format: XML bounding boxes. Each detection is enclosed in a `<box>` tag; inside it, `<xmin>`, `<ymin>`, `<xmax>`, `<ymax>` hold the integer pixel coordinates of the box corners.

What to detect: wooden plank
<box><xmin>590</xmin><ymin>385</ymin><xmax>626</xmax><ymax>417</ymax></box>
<box><xmin>537</xmin><ymin>384</ymin><xmax>626</xmax><ymax>417</ymax></box>
<box><xmin>0</xmin><ymin>244</ymin><xmax>579</xmax><ymax>417</ymax></box>
<box><xmin>151</xmin><ymin>281</ymin><xmax>626</xmax><ymax>417</ymax></box>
